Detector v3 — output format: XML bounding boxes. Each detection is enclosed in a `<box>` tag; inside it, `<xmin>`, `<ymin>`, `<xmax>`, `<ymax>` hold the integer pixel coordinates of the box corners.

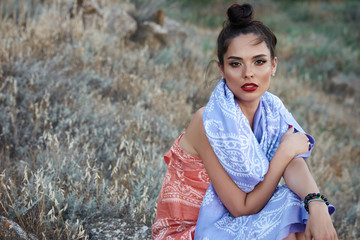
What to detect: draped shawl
<box><xmin>195</xmin><ymin>79</ymin><xmax>334</xmax><ymax>240</ymax></box>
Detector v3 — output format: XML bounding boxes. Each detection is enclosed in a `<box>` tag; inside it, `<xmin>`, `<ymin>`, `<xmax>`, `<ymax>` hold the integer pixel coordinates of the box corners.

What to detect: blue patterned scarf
<box><xmin>194</xmin><ymin>79</ymin><xmax>330</xmax><ymax>240</ymax></box>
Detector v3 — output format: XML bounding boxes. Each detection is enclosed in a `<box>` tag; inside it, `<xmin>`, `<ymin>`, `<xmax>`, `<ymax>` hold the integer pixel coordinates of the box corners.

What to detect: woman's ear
<box><xmin>272</xmin><ymin>57</ymin><xmax>278</xmax><ymax>76</ymax></box>
<box><xmin>218</xmin><ymin>62</ymin><xmax>225</xmax><ymax>78</ymax></box>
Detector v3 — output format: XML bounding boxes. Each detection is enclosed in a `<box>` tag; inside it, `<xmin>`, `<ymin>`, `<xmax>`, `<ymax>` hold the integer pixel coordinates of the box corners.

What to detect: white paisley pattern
<box><xmin>194</xmin><ymin>79</ymin><xmax>334</xmax><ymax>240</ymax></box>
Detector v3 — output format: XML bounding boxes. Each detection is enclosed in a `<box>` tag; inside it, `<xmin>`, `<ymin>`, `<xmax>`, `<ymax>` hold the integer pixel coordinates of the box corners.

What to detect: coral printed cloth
<box><xmin>152</xmin><ymin>134</ymin><xmax>210</xmax><ymax>239</ymax></box>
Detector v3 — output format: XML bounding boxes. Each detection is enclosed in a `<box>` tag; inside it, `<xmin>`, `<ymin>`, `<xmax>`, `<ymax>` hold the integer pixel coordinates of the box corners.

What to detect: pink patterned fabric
<box><xmin>152</xmin><ymin>134</ymin><xmax>210</xmax><ymax>240</ymax></box>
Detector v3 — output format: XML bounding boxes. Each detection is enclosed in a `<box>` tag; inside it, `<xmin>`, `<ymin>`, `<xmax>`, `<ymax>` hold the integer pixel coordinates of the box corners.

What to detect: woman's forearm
<box><xmin>246</xmin><ymin>157</ymin><xmax>321</xmax><ymax>216</ymax></box>
<box><xmin>282</xmin><ymin>157</ymin><xmax>320</xmax><ymax>200</ymax></box>
<box><xmin>284</xmin><ymin>157</ymin><xmax>338</xmax><ymax>239</ymax></box>
<box><xmin>242</xmin><ymin>144</ymin><xmax>295</xmax><ymax>215</ymax></box>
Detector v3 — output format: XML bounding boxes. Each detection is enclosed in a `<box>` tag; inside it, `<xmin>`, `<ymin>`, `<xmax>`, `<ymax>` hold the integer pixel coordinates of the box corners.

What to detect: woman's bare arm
<box><xmin>180</xmin><ymin>107</ymin><xmax>309</xmax><ymax>217</ymax></box>
<box><xmin>283</xmin><ymin>158</ymin><xmax>338</xmax><ymax>239</ymax></box>
<box><xmin>283</xmin><ymin>157</ymin><xmax>319</xmax><ymax>199</ymax></box>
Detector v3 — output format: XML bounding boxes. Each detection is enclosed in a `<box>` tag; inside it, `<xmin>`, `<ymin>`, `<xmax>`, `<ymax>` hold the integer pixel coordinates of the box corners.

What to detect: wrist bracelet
<box><xmin>304</xmin><ymin>193</ymin><xmax>330</xmax><ymax>213</ymax></box>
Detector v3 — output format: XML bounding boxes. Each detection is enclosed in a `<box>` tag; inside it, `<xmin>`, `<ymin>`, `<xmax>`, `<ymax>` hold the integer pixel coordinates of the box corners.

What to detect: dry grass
<box><xmin>0</xmin><ymin>0</ymin><xmax>359</xmax><ymax>239</ymax></box>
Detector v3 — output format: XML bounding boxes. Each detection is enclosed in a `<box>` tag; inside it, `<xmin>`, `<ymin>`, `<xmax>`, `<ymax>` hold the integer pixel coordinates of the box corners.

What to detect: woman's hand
<box><xmin>279</xmin><ymin>126</ymin><xmax>309</xmax><ymax>158</ymax></box>
<box><xmin>305</xmin><ymin>201</ymin><xmax>338</xmax><ymax>240</ymax></box>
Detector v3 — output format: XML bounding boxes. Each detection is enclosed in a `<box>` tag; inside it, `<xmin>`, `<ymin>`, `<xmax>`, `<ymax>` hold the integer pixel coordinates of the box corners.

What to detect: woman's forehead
<box><xmin>226</xmin><ymin>34</ymin><xmax>270</xmax><ymax>58</ymax></box>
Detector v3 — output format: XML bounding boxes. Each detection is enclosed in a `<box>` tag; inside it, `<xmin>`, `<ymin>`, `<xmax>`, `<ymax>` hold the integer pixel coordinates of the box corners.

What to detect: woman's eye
<box><xmin>229</xmin><ymin>62</ymin><xmax>241</xmax><ymax>67</ymax></box>
<box><xmin>255</xmin><ymin>59</ymin><xmax>266</xmax><ymax>65</ymax></box>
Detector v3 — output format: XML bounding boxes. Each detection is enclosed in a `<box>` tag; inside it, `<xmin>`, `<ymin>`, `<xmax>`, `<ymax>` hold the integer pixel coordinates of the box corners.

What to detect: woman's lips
<box><xmin>241</xmin><ymin>83</ymin><xmax>258</xmax><ymax>92</ymax></box>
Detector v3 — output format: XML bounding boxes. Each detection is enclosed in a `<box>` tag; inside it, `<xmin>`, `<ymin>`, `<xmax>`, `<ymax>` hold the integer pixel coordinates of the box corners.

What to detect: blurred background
<box><xmin>0</xmin><ymin>0</ymin><xmax>359</xmax><ymax>239</ymax></box>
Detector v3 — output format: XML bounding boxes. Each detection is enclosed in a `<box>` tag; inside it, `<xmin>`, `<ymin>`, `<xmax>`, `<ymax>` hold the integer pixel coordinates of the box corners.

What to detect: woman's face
<box><xmin>219</xmin><ymin>33</ymin><xmax>277</xmax><ymax>108</ymax></box>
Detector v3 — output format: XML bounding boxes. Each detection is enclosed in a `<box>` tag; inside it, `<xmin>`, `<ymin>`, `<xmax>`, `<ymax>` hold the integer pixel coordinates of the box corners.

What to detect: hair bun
<box><xmin>227</xmin><ymin>3</ymin><xmax>253</xmax><ymax>27</ymax></box>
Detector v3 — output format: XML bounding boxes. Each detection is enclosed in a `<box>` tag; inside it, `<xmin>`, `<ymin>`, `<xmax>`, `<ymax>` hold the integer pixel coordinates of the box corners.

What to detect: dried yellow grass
<box><xmin>0</xmin><ymin>0</ymin><xmax>359</xmax><ymax>239</ymax></box>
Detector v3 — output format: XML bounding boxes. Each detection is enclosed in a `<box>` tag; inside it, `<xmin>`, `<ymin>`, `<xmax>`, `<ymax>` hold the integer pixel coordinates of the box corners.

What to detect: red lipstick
<box><xmin>241</xmin><ymin>83</ymin><xmax>258</xmax><ymax>92</ymax></box>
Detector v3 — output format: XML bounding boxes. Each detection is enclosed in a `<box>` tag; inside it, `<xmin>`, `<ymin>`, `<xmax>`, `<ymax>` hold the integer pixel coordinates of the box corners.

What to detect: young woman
<box><xmin>152</xmin><ymin>3</ymin><xmax>337</xmax><ymax>240</ymax></box>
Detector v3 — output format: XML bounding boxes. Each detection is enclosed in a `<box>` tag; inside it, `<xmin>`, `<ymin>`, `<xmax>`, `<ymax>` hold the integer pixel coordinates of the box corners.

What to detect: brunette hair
<box><xmin>217</xmin><ymin>3</ymin><xmax>277</xmax><ymax>66</ymax></box>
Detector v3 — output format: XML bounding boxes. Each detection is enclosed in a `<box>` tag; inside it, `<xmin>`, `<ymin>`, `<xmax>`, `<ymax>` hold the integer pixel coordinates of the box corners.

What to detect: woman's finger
<box><xmin>304</xmin><ymin>228</ymin><xmax>311</xmax><ymax>240</ymax></box>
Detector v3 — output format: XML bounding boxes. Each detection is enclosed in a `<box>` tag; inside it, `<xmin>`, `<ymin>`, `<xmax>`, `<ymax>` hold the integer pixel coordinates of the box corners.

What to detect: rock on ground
<box><xmin>0</xmin><ymin>216</ymin><xmax>38</xmax><ymax>240</ymax></box>
<box><xmin>85</xmin><ymin>218</ymin><xmax>152</xmax><ymax>240</ymax></box>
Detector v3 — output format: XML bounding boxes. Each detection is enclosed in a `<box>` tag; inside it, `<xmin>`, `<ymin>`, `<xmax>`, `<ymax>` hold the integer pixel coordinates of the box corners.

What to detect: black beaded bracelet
<box><xmin>304</xmin><ymin>193</ymin><xmax>330</xmax><ymax>213</ymax></box>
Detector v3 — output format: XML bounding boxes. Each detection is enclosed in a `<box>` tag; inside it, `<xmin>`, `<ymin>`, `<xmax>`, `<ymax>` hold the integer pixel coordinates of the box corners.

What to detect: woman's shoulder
<box><xmin>194</xmin><ymin>106</ymin><xmax>206</xmax><ymax>122</ymax></box>
<box><xmin>178</xmin><ymin>107</ymin><xmax>207</xmax><ymax>157</ymax></box>
<box><xmin>186</xmin><ymin>106</ymin><xmax>206</xmax><ymax>129</ymax></box>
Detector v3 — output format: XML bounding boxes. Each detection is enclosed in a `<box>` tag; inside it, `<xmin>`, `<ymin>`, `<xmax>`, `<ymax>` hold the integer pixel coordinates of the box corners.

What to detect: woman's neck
<box><xmin>238</xmin><ymin>99</ymin><xmax>260</xmax><ymax>130</ymax></box>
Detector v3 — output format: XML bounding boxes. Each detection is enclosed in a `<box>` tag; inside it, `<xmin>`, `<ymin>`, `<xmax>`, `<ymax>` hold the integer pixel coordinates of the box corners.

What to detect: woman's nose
<box><xmin>244</xmin><ymin>65</ymin><xmax>254</xmax><ymax>78</ymax></box>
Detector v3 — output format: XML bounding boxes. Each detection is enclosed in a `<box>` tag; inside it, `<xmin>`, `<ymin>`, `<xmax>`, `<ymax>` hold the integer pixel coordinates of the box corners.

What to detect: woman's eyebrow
<box><xmin>227</xmin><ymin>54</ymin><xmax>268</xmax><ymax>60</ymax></box>
<box><xmin>227</xmin><ymin>56</ymin><xmax>242</xmax><ymax>60</ymax></box>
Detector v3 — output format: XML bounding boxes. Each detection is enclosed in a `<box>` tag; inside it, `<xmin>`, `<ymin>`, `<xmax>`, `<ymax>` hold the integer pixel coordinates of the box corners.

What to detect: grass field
<box><xmin>0</xmin><ymin>0</ymin><xmax>359</xmax><ymax>239</ymax></box>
